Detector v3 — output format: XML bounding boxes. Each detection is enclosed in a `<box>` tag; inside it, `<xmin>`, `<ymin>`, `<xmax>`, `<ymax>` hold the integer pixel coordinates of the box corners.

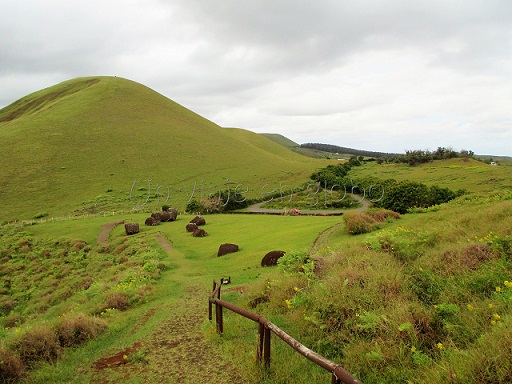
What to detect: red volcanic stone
<box><xmin>218</xmin><ymin>243</ymin><xmax>239</xmax><ymax>256</ymax></box>
<box><xmin>166</xmin><ymin>208</ymin><xmax>178</xmax><ymax>221</ymax></box>
<box><xmin>261</xmin><ymin>250</ymin><xmax>286</xmax><ymax>267</ymax></box>
<box><xmin>124</xmin><ymin>223</ymin><xmax>140</xmax><ymax>235</ymax></box>
<box><xmin>190</xmin><ymin>216</ymin><xmax>206</xmax><ymax>226</ymax></box>
<box><xmin>186</xmin><ymin>222</ymin><xmax>198</xmax><ymax>232</ymax></box>
<box><xmin>145</xmin><ymin>217</ymin><xmax>160</xmax><ymax>226</ymax></box>
<box><xmin>192</xmin><ymin>228</ymin><xmax>208</xmax><ymax>237</ymax></box>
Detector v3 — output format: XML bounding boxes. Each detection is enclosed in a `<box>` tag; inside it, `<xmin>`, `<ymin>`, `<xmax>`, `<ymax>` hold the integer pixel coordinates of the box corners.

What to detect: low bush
<box><xmin>343</xmin><ymin>211</ymin><xmax>376</xmax><ymax>234</ymax></box>
<box><xmin>344</xmin><ymin>209</ymin><xmax>400</xmax><ymax>235</ymax></box>
<box><xmin>56</xmin><ymin>313</ymin><xmax>107</xmax><ymax>347</ymax></box>
<box><xmin>0</xmin><ymin>346</ymin><xmax>24</xmax><ymax>382</ymax></box>
<box><xmin>14</xmin><ymin>324</ymin><xmax>60</xmax><ymax>366</ymax></box>
<box><xmin>104</xmin><ymin>291</ymin><xmax>132</xmax><ymax>311</ymax></box>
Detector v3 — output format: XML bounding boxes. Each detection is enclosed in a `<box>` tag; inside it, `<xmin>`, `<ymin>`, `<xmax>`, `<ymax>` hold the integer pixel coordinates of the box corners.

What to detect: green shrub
<box><xmin>186</xmin><ymin>199</ymin><xmax>208</xmax><ymax>214</ymax></box>
<box><xmin>32</xmin><ymin>212</ymin><xmax>49</xmax><ymax>219</ymax></box>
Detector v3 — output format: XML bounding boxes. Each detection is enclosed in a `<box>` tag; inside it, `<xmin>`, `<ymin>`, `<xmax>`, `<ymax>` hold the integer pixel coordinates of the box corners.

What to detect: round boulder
<box><xmin>190</xmin><ymin>215</ymin><xmax>206</xmax><ymax>226</ymax></box>
<box><xmin>218</xmin><ymin>243</ymin><xmax>239</xmax><ymax>257</ymax></box>
<box><xmin>186</xmin><ymin>222</ymin><xmax>198</xmax><ymax>232</ymax></box>
<box><xmin>159</xmin><ymin>211</ymin><xmax>172</xmax><ymax>222</ymax></box>
<box><xmin>261</xmin><ymin>250</ymin><xmax>286</xmax><ymax>267</ymax></box>
<box><xmin>166</xmin><ymin>208</ymin><xmax>178</xmax><ymax>221</ymax></box>
<box><xmin>145</xmin><ymin>216</ymin><xmax>160</xmax><ymax>226</ymax></box>
<box><xmin>124</xmin><ymin>223</ymin><xmax>140</xmax><ymax>236</ymax></box>
<box><xmin>192</xmin><ymin>228</ymin><xmax>208</xmax><ymax>237</ymax></box>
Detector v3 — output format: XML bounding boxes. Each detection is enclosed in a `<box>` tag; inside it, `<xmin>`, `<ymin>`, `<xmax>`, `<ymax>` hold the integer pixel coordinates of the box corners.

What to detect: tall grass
<box><xmin>229</xmin><ymin>195</ymin><xmax>512</xmax><ymax>383</ymax></box>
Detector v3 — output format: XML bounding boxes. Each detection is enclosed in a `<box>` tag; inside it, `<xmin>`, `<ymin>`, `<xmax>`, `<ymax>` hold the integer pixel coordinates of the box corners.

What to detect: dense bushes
<box><xmin>186</xmin><ymin>188</ymin><xmax>249</xmax><ymax>214</ymax></box>
<box><xmin>374</xmin><ymin>181</ymin><xmax>458</xmax><ymax>214</ymax></box>
<box><xmin>240</xmin><ymin>197</ymin><xmax>512</xmax><ymax>383</ymax></box>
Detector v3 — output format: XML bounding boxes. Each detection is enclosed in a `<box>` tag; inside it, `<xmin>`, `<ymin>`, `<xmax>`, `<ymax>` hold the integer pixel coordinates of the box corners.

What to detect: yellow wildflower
<box><xmin>467</xmin><ymin>304</ymin><xmax>474</xmax><ymax>311</ymax></box>
<box><xmin>411</xmin><ymin>346</ymin><xmax>416</xmax><ymax>353</ymax></box>
<box><xmin>493</xmin><ymin>313</ymin><xmax>501</xmax><ymax>321</ymax></box>
<box><xmin>436</xmin><ymin>343</ymin><xmax>443</xmax><ymax>350</ymax></box>
<box><xmin>496</xmin><ymin>286</ymin><xmax>502</xmax><ymax>293</ymax></box>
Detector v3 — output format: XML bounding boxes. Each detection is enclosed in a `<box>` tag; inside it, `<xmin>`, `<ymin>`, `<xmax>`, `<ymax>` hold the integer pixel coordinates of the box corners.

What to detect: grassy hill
<box><xmin>0</xmin><ymin>77</ymin><xmax>328</xmax><ymax>221</ymax></box>
<box><xmin>258</xmin><ymin>133</ymin><xmax>299</xmax><ymax>148</ymax></box>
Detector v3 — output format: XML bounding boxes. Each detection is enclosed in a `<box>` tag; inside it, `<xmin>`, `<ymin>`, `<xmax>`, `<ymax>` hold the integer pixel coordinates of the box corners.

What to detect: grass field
<box><xmin>0</xmin><ymin>213</ymin><xmax>343</xmax><ymax>383</ymax></box>
<box><xmin>1</xmin><ymin>76</ymin><xmax>512</xmax><ymax>383</ymax></box>
<box><xmin>349</xmin><ymin>157</ymin><xmax>512</xmax><ymax>194</ymax></box>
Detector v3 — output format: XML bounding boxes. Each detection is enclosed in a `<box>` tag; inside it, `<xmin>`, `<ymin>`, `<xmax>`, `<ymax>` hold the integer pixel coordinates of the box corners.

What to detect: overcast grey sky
<box><xmin>1</xmin><ymin>0</ymin><xmax>511</xmax><ymax>155</ymax></box>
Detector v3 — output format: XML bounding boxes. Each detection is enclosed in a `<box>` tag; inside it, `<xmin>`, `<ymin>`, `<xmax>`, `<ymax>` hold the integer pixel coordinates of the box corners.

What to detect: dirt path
<box><xmin>90</xmin><ymin>233</ymin><xmax>245</xmax><ymax>383</ymax></box>
<box><xmin>97</xmin><ymin>220</ymin><xmax>125</xmax><ymax>243</ymax></box>
<box><xmin>244</xmin><ymin>195</ymin><xmax>370</xmax><ymax>215</ymax></box>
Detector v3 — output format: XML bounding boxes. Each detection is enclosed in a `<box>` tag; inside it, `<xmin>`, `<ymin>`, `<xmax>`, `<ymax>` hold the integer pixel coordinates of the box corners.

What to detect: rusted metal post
<box><xmin>216</xmin><ymin>302</ymin><xmax>223</xmax><ymax>334</ymax></box>
<box><xmin>257</xmin><ymin>322</ymin><xmax>264</xmax><ymax>362</ymax></box>
<box><xmin>208</xmin><ymin>281</ymin><xmax>215</xmax><ymax>321</ymax></box>
<box><xmin>216</xmin><ymin>283</ymin><xmax>223</xmax><ymax>334</ymax></box>
<box><xmin>263</xmin><ymin>326</ymin><xmax>271</xmax><ymax>370</ymax></box>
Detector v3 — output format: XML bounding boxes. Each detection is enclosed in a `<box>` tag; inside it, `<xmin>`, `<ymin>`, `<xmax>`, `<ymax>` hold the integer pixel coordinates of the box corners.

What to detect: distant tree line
<box><xmin>301</xmin><ymin>143</ymin><xmax>475</xmax><ymax>167</ymax></box>
<box><xmin>383</xmin><ymin>147</ymin><xmax>475</xmax><ymax>166</ymax></box>
<box><xmin>300</xmin><ymin>143</ymin><xmax>393</xmax><ymax>158</ymax></box>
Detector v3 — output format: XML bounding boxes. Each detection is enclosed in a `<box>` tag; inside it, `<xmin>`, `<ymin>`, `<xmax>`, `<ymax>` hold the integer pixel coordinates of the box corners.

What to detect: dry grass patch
<box><xmin>56</xmin><ymin>313</ymin><xmax>107</xmax><ymax>347</ymax></box>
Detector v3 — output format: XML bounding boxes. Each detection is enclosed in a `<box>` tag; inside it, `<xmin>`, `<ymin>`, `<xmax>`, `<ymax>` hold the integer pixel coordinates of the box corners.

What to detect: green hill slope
<box><xmin>0</xmin><ymin>77</ymin><xmax>325</xmax><ymax>221</ymax></box>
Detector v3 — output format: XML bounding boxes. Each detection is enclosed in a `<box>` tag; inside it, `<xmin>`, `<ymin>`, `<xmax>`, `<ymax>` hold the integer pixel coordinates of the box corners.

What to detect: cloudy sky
<box><xmin>1</xmin><ymin>1</ymin><xmax>511</xmax><ymax>155</ymax></box>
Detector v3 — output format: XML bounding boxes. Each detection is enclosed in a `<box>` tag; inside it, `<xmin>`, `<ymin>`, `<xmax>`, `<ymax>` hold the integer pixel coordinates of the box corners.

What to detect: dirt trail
<box><xmin>97</xmin><ymin>220</ymin><xmax>125</xmax><ymax>243</ymax></box>
<box><xmin>244</xmin><ymin>194</ymin><xmax>370</xmax><ymax>215</ymax></box>
<box><xmin>90</xmin><ymin>230</ymin><xmax>245</xmax><ymax>383</ymax></box>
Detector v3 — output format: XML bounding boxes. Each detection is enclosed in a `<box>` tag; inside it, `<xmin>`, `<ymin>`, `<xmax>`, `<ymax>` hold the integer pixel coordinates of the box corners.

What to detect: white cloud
<box><xmin>0</xmin><ymin>0</ymin><xmax>511</xmax><ymax>155</ymax></box>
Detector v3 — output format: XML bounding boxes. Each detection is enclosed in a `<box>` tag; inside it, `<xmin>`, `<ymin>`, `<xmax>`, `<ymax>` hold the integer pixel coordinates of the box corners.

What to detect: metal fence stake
<box><xmin>263</xmin><ymin>326</ymin><xmax>271</xmax><ymax>370</ymax></box>
<box><xmin>257</xmin><ymin>322</ymin><xmax>264</xmax><ymax>362</ymax></box>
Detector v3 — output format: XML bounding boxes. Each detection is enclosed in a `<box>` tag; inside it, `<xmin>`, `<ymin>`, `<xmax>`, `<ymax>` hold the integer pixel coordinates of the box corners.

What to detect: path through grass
<box><xmin>87</xmin><ymin>234</ymin><xmax>245</xmax><ymax>383</ymax></box>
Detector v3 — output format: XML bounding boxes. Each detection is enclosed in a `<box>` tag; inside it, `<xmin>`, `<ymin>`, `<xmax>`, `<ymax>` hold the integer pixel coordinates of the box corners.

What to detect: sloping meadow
<box><xmin>235</xmin><ymin>191</ymin><xmax>512</xmax><ymax>383</ymax></box>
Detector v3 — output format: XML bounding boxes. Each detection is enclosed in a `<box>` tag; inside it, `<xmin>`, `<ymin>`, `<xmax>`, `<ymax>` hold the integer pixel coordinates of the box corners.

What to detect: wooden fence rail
<box><xmin>208</xmin><ymin>280</ymin><xmax>363</xmax><ymax>384</ymax></box>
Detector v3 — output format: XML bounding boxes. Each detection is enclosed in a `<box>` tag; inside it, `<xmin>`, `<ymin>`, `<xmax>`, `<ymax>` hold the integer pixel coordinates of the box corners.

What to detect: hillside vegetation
<box><xmin>1</xmin><ymin>76</ymin><xmax>512</xmax><ymax>383</ymax></box>
<box><xmin>0</xmin><ymin>157</ymin><xmax>510</xmax><ymax>383</ymax></box>
<box><xmin>0</xmin><ymin>77</ymin><xmax>326</xmax><ymax>222</ymax></box>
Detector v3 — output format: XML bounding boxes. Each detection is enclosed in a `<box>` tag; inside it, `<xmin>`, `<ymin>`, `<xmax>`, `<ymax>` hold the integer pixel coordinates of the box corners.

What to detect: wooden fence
<box><xmin>208</xmin><ymin>280</ymin><xmax>363</xmax><ymax>384</ymax></box>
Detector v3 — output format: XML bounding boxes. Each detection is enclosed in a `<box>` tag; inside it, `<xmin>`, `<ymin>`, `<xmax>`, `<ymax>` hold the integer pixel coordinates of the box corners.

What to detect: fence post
<box><xmin>263</xmin><ymin>326</ymin><xmax>271</xmax><ymax>370</ymax></box>
<box><xmin>215</xmin><ymin>283</ymin><xmax>223</xmax><ymax>334</ymax></box>
<box><xmin>257</xmin><ymin>322</ymin><xmax>264</xmax><ymax>362</ymax></box>
<box><xmin>208</xmin><ymin>281</ymin><xmax>215</xmax><ymax>321</ymax></box>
